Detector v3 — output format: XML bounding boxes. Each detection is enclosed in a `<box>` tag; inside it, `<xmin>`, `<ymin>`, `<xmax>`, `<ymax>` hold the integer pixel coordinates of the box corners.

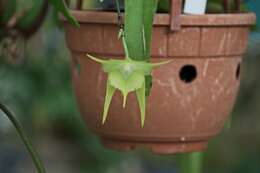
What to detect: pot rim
<box><xmin>62</xmin><ymin>10</ymin><xmax>256</xmax><ymax>27</ymax></box>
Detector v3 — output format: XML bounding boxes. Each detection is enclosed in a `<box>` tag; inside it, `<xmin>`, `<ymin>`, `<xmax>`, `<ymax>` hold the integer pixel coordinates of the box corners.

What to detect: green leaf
<box><xmin>16</xmin><ymin>0</ymin><xmax>45</xmax><ymax>29</ymax></box>
<box><xmin>48</xmin><ymin>0</ymin><xmax>79</xmax><ymax>28</ymax></box>
<box><xmin>0</xmin><ymin>0</ymin><xmax>16</xmax><ymax>25</ymax></box>
<box><xmin>102</xmin><ymin>80</ymin><xmax>116</xmax><ymax>124</ymax></box>
<box><xmin>125</xmin><ymin>0</ymin><xmax>145</xmax><ymax>60</ymax></box>
<box><xmin>124</xmin><ymin>0</ymin><xmax>158</xmax><ymax>61</ymax></box>
<box><xmin>124</xmin><ymin>0</ymin><xmax>158</xmax><ymax>96</ymax></box>
<box><xmin>136</xmin><ymin>82</ymin><xmax>146</xmax><ymax>127</ymax></box>
<box><xmin>143</xmin><ymin>0</ymin><xmax>158</xmax><ymax>60</ymax></box>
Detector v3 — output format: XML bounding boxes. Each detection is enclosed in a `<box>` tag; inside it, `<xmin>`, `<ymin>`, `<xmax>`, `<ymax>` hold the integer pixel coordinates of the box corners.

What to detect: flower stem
<box><xmin>122</xmin><ymin>33</ymin><xmax>130</xmax><ymax>59</ymax></box>
<box><xmin>180</xmin><ymin>152</ymin><xmax>203</xmax><ymax>173</ymax></box>
<box><xmin>0</xmin><ymin>102</ymin><xmax>47</xmax><ymax>173</ymax></box>
<box><xmin>114</xmin><ymin>0</ymin><xmax>130</xmax><ymax>60</ymax></box>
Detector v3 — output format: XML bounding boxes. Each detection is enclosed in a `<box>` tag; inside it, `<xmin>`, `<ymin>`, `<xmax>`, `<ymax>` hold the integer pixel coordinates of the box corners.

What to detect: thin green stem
<box><xmin>114</xmin><ymin>0</ymin><xmax>130</xmax><ymax>60</ymax></box>
<box><xmin>0</xmin><ymin>103</ymin><xmax>46</xmax><ymax>173</ymax></box>
<box><xmin>122</xmin><ymin>33</ymin><xmax>130</xmax><ymax>59</ymax></box>
<box><xmin>180</xmin><ymin>152</ymin><xmax>203</xmax><ymax>173</ymax></box>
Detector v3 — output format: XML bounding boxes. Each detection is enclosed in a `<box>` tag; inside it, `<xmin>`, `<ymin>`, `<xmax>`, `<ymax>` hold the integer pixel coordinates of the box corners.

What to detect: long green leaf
<box><xmin>142</xmin><ymin>0</ymin><xmax>158</xmax><ymax>96</ymax></box>
<box><xmin>124</xmin><ymin>0</ymin><xmax>158</xmax><ymax>95</ymax></box>
<box><xmin>124</xmin><ymin>0</ymin><xmax>145</xmax><ymax>60</ymax></box>
<box><xmin>0</xmin><ymin>103</ymin><xmax>46</xmax><ymax>173</ymax></box>
<box><xmin>143</xmin><ymin>0</ymin><xmax>158</xmax><ymax>60</ymax></box>
<box><xmin>124</xmin><ymin>0</ymin><xmax>158</xmax><ymax>61</ymax></box>
<box><xmin>48</xmin><ymin>0</ymin><xmax>79</xmax><ymax>28</ymax></box>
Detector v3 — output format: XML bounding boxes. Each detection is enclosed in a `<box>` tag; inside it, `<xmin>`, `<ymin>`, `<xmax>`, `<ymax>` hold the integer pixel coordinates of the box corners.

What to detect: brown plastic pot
<box><xmin>62</xmin><ymin>6</ymin><xmax>256</xmax><ymax>154</ymax></box>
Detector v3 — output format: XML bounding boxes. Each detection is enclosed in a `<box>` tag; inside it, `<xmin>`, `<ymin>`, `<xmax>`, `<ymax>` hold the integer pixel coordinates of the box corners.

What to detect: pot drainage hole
<box><xmin>179</xmin><ymin>65</ymin><xmax>197</xmax><ymax>83</ymax></box>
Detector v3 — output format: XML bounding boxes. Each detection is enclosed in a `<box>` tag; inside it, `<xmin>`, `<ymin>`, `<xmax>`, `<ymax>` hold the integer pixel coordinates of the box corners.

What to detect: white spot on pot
<box><xmin>227</xmin><ymin>30</ymin><xmax>232</xmax><ymax>42</ymax></box>
<box><xmin>211</xmin><ymin>94</ymin><xmax>216</xmax><ymax>101</ymax></box>
<box><xmin>203</xmin><ymin>60</ymin><xmax>209</xmax><ymax>77</ymax></box>
<box><xmin>186</xmin><ymin>95</ymin><xmax>192</xmax><ymax>103</ymax></box>
<box><xmin>154</xmin><ymin>79</ymin><xmax>171</xmax><ymax>97</ymax></box>
<box><xmin>218</xmin><ymin>35</ymin><xmax>227</xmax><ymax>54</ymax></box>
<box><xmin>154</xmin><ymin>77</ymin><xmax>182</xmax><ymax>98</ymax></box>
<box><xmin>196</xmin><ymin>108</ymin><xmax>203</xmax><ymax>115</ymax></box>
<box><xmin>158</xmin><ymin>47</ymin><xmax>165</xmax><ymax>55</ymax></box>
<box><xmin>181</xmin><ymin>137</ymin><xmax>186</xmax><ymax>141</ymax></box>
<box><xmin>181</xmin><ymin>144</ymin><xmax>186</xmax><ymax>150</ymax></box>
<box><xmin>169</xmin><ymin>78</ymin><xmax>180</xmax><ymax>97</ymax></box>
<box><xmin>215</xmin><ymin>78</ymin><xmax>224</xmax><ymax>94</ymax></box>
<box><xmin>154</xmin><ymin>79</ymin><xmax>168</xmax><ymax>87</ymax></box>
<box><xmin>210</xmin><ymin>71</ymin><xmax>225</xmax><ymax>102</ymax></box>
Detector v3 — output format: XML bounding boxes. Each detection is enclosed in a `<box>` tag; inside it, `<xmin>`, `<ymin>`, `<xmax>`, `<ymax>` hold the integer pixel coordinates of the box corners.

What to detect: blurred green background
<box><xmin>0</xmin><ymin>1</ymin><xmax>260</xmax><ymax>173</ymax></box>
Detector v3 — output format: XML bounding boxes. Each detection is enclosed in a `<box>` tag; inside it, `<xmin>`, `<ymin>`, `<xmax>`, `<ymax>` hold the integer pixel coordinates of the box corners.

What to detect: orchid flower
<box><xmin>87</xmin><ymin>30</ymin><xmax>170</xmax><ymax>127</ymax></box>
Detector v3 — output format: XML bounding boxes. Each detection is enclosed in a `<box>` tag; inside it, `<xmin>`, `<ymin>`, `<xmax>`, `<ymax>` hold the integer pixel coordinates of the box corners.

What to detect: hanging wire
<box><xmin>115</xmin><ymin>0</ymin><xmax>123</xmax><ymax>28</ymax></box>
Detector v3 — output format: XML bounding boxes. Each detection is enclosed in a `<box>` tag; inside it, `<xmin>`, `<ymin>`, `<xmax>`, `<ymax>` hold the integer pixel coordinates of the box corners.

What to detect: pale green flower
<box><xmin>87</xmin><ymin>54</ymin><xmax>170</xmax><ymax>127</ymax></box>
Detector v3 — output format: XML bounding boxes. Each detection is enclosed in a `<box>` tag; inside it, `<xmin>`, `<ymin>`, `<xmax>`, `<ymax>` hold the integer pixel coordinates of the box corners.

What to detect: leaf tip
<box><xmin>123</xmin><ymin>94</ymin><xmax>128</xmax><ymax>108</ymax></box>
<box><xmin>102</xmin><ymin>116</ymin><xmax>107</xmax><ymax>124</ymax></box>
<box><xmin>86</xmin><ymin>54</ymin><xmax>105</xmax><ymax>64</ymax></box>
<box><xmin>152</xmin><ymin>60</ymin><xmax>172</xmax><ymax>68</ymax></box>
<box><xmin>102</xmin><ymin>109</ymin><xmax>108</xmax><ymax>125</ymax></box>
<box><xmin>140</xmin><ymin>110</ymin><xmax>145</xmax><ymax>128</ymax></box>
<box><xmin>141</xmin><ymin>121</ymin><xmax>145</xmax><ymax>128</ymax></box>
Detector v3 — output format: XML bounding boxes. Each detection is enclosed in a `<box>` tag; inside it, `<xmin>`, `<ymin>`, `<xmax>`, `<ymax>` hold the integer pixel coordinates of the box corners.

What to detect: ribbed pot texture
<box><xmin>63</xmin><ymin>10</ymin><xmax>256</xmax><ymax>154</ymax></box>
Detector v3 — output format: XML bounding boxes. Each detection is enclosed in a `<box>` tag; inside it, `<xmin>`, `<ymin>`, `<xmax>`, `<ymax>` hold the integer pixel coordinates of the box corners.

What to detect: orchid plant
<box><xmin>48</xmin><ymin>0</ymin><xmax>170</xmax><ymax>127</ymax></box>
<box><xmin>46</xmin><ymin>0</ymin><xmax>246</xmax><ymax>127</ymax></box>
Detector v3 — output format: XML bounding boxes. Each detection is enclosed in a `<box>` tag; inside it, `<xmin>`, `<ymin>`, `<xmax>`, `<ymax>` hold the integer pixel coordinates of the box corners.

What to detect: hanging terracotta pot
<box><xmin>62</xmin><ymin>0</ymin><xmax>256</xmax><ymax>154</ymax></box>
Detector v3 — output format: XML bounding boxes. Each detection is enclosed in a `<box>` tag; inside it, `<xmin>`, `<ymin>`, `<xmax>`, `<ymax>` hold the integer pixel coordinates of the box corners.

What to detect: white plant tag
<box><xmin>184</xmin><ymin>0</ymin><xmax>207</xmax><ymax>15</ymax></box>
